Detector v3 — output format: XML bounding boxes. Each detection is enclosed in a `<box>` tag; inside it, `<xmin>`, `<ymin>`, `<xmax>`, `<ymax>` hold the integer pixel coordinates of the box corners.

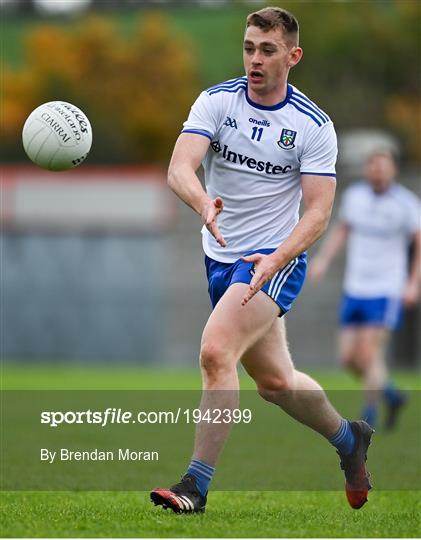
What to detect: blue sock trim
<box><xmin>329</xmin><ymin>419</ymin><xmax>356</xmax><ymax>456</ymax></box>
<box><xmin>190</xmin><ymin>459</ymin><xmax>214</xmax><ymax>478</ymax></box>
<box><xmin>187</xmin><ymin>459</ymin><xmax>215</xmax><ymax>496</ymax></box>
<box><xmin>329</xmin><ymin>420</ymin><xmax>346</xmax><ymax>445</ymax></box>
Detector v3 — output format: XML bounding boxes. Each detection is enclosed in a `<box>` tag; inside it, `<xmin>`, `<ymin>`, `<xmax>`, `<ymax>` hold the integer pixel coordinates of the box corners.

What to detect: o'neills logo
<box><xmin>249</xmin><ymin>117</ymin><xmax>271</xmax><ymax>127</ymax></box>
<box><xmin>211</xmin><ymin>140</ymin><xmax>291</xmax><ymax>175</ymax></box>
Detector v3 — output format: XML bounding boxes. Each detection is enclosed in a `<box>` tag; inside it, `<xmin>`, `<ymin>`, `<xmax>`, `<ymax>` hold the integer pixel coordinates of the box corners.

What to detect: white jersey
<box><xmin>339</xmin><ymin>181</ymin><xmax>420</xmax><ymax>298</ymax></box>
<box><xmin>182</xmin><ymin>76</ymin><xmax>337</xmax><ymax>263</ymax></box>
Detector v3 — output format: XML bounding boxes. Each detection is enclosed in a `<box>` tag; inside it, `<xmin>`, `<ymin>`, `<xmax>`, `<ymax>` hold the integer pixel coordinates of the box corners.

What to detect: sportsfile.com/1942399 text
<box><xmin>40</xmin><ymin>408</ymin><xmax>252</xmax><ymax>427</ymax></box>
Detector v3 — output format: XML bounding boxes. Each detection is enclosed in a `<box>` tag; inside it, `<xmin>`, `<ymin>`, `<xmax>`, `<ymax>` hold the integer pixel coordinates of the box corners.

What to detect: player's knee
<box><xmin>257</xmin><ymin>374</ymin><xmax>294</xmax><ymax>402</ymax></box>
<box><xmin>199</xmin><ymin>341</ymin><xmax>234</xmax><ymax>377</ymax></box>
<box><xmin>340</xmin><ymin>352</ymin><xmax>365</xmax><ymax>376</ymax></box>
<box><xmin>354</xmin><ymin>345</ymin><xmax>376</xmax><ymax>369</ymax></box>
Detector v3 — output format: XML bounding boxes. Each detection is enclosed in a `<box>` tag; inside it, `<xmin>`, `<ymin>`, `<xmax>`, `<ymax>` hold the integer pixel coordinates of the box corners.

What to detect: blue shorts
<box><xmin>204</xmin><ymin>249</ymin><xmax>307</xmax><ymax>316</ymax></box>
<box><xmin>339</xmin><ymin>295</ymin><xmax>403</xmax><ymax>330</ymax></box>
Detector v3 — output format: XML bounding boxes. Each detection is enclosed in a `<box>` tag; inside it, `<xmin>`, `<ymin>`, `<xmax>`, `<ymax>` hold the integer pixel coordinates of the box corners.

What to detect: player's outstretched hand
<box><xmin>201</xmin><ymin>197</ymin><xmax>227</xmax><ymax>248</ymax></box>
<box><xmin>240</xmin><ymin>253</ymin><xmax>278</xmax><ymax>306</ymax></box>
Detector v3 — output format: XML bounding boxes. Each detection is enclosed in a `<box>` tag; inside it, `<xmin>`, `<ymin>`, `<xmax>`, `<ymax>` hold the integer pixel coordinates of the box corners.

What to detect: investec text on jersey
<box><xmin>211</xmin><ymin>141</ymin><xmax>292</xmax><ymax>175</ymax></box>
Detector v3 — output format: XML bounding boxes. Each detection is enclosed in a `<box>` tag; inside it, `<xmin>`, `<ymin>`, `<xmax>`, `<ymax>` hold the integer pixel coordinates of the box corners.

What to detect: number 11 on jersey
<box><xmin>251</xmin><ymin>127</ymin><xmax>263</xmax><ymax>141</ymax></box>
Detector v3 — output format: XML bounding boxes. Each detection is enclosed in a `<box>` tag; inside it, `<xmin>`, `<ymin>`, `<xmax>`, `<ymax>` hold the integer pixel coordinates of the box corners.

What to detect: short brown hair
<box><xmin>246</xmin><ymin>7</ymin><xmax>299</xmax><ymax>46</ymax></box>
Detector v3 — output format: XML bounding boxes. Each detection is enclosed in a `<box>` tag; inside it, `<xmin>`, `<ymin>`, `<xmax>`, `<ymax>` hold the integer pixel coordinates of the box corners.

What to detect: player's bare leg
<box><xmin>352</xmin><ymin>327</ymin><xmax>388</xmax><ymax>382</ymax></box>
<box><xmin>355</xmin><ymin>327</ymin><xmax>389</xmax><ymax>412</ymax></box>
<box><xmin>151</xmin><ymin>283</ymin><xmax>279</xmax><ymax>512</ymax></box>
<box><xmin>338</xmin><ymin>326</ymin><xmax>403</xmax><ymax>428</ymax></box>
<box><xmin>338</xmin><ymin>327</ymin><xmax>363</xmax><ymax>376</ymax></box>
<box><xmin>241</xmin><ymin>317</ymin><xmax>341</xmax><ymax>437</ymax></box>
<box><xmin>193</xmin><ymin>283</ymin><xmax>279</xmax><ymax>465</ymax></box>
<box><xmin>241</xmin><ymin>317</ymin><xmax>374</xmax><ymax>509</ymax></box>
<box><xmin>338</xmin><ymin>327</ymin><xmax>382</xmax><ymax>425</ymax></box>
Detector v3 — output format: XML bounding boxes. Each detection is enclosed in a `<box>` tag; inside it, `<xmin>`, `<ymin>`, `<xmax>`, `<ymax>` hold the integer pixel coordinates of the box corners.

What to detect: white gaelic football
<box><xmin>22</xmin><ymin>101</ymin><xmax>92</xmax><ymax>171</ymax></box>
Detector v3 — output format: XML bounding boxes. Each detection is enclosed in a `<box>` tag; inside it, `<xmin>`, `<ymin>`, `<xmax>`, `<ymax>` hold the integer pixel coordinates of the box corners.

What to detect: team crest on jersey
<box><xmin>277</xmin><ymin>129</ymin><xmax>297</xmax><ymax>150</ymax></box>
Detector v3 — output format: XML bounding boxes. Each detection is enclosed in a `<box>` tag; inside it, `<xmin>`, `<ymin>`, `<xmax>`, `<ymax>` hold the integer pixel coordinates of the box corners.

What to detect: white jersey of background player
<box><xmin>182</xmin><ymin>78</ymin><xmax>337</xmax><ymax>263</ymax></box>
<box><xmin>340</xmin><ymin>179</ymin><xmax>419</xmax><ymax>299</ymax></box>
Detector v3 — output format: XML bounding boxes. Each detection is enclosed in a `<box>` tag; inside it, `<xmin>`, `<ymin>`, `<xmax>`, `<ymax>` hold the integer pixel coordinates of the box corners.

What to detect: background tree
<box><xmin>2</xmin><ymin>12</ymin><xmax>199</xmax><ymax>163</ymax></box>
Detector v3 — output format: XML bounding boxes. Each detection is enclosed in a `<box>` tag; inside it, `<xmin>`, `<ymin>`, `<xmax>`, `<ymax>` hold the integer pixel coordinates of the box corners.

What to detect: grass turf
<box><xmin>2</xmin><ymin>364</ymin><xmax>420</xmax><ymax>390</ymax></box>
<box><xmin>1</xmin><ymin>490</ymin><xmax>420</xmax><ymax>538</ymax></box>
<box><xmin>1</xmin><ymin>365</ymin><xmax>420</xmax><ymax>538</ymax></box>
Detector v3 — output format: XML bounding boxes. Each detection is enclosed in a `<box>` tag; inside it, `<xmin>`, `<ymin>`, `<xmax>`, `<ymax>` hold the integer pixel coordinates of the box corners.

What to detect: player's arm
<box><xmin>403</xmin><ymin>230</ymin><xmax>421</xmax><ymax>307</ymax></box>
<box><xmin>272</xmin><ymin>173</ymin><xmax>337</xmax><ymax>265</ymax></box>
<box><xmin>308</xmin><ymin>220</ymin><xmax>350</xmax><ymax>282</ymax></box>
<box><xmin>241</xmin><ymin>174</ymin><xmax>336</xmax><ymax>305</ymax></box>
<box><xmin>168</xmin><ymin>133</ymin><xmax>226</xmax><ymax>247</ymax></box>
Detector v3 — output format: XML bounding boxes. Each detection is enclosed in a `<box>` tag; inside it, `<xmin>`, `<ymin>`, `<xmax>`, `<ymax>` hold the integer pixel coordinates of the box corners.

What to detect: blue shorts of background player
<box><xmin>339</xmin><ymin>295</ymin><xmax>403</xmax><ymax>330</ymax></box>
<box><xmin>205</xmin><ymin>248</ymin><xmax>307</xmax><ymax>316</ymax></box>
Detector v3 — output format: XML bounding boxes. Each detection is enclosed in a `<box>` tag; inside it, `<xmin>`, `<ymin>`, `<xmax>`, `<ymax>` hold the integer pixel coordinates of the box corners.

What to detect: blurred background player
<box><xmin>310</xmin><ymin>150</ymin><xmax>420</xmax><ymax>429</ymax></box>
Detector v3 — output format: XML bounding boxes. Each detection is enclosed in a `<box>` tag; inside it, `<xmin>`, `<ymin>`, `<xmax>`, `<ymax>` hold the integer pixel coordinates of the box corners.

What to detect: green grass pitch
<box><xmin>1</xmin><ymin>365</ymin><xmax>420</xmax><ymax>538</ymax></box>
